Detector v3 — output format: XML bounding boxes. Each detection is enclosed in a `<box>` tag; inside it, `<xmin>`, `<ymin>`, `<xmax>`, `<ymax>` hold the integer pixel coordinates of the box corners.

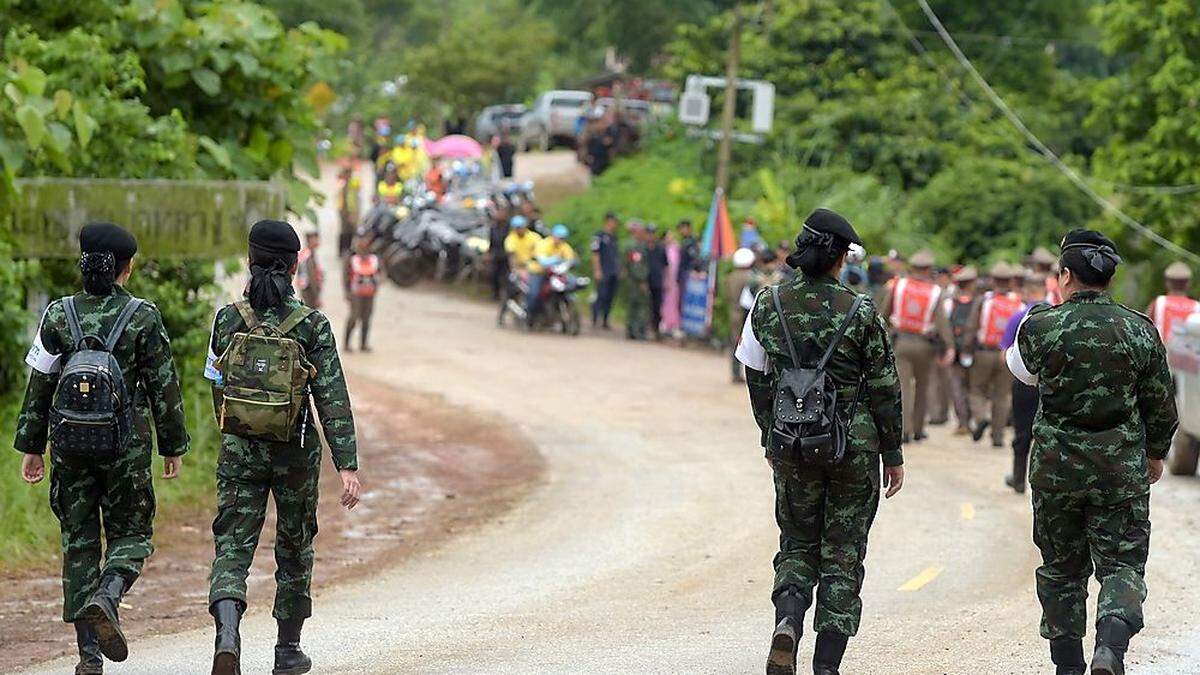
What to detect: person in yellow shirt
<box><xmin>525</xmin><ymin>224</ymin><xmax>577</xmax><ymax>325</ymax></box>
<box><xmin>376</xmin><ymin>163</ymin><xmax>403</xmax><ymax>205</ymax></box>
<box><xmin>503</xmin><ymin>215</ymin><xmax>542</xmax><ymax>272</ymax></box>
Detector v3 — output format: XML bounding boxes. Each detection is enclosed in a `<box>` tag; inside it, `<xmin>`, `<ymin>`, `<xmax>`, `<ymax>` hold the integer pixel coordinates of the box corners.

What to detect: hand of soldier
<box><xmin>1147</xmin><ymin>458</ymin><xmax>1164</xmax><ymax>485</ymax></box>
<box><xmin>20</xmin><ymin>453</ymin><xmax>44</xmax><ymax>484</ymax></box>
<box><xmin>339</xmin><ymin>469</ymin><xmax>361</xmax><ymax>509</ymax></box>
<box><xmin>162</xmin><ymin>456</ymin><xmax>182</xmax><ymax>479</ymax></box>
<box><xmin>883</xmin><ymin>465</ymin><xmax>904</xmax><ymax>499</ymax></box>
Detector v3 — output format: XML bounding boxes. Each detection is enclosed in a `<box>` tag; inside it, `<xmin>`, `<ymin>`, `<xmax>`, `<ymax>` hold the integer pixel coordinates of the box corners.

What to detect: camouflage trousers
<box><xmin>49</xmin><ymin>448</ymin><xmax>155</xmax><ymax>622</ymax></box>
<box><xmin>626</xmin><ymin>292</ymin><xmax>649</xmax><ymax>339</ymax></box>
<box><xmin>209</xmin><ymin>437</ymin><xmax>321</xmax><ymax>620</ymax></box>
<box><xmin>772</xmin><ymin>450</ymin><xmax>881</xmax><ymax>636</ymax></box>
<box><xmin>1033</xmin><ymin>490</ymin><xmax>1150</xmax><ymax>640</ymax></box>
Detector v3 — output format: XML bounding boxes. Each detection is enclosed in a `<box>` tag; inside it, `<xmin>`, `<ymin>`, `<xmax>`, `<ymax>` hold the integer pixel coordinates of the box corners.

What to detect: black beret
<box><xmin>79</xmin><ymin>222</ymin><xmax>137</xmax><ymax>261</ymax></box>
<box><xmin>803</xmin><ymin>208</ymin><xmax>863</xmax><ymax>246</ymax></box>
<box><xmin>249</xmin><ymin>219</ymin><xmax>301</xmax><ymax>255</ymax></box>
<box><xmin>1060</xmin><ymin>229</ymin><xmax>1117</xmax><ymax>254</ymax></box>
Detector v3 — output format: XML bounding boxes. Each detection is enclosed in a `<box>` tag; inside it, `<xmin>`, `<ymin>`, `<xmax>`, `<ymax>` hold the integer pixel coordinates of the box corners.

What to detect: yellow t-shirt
<box><xmin>504</xmin><ymin>230</ymin><xmax>543</xmax><ymax>269</ymax></box>
<box><xmin>377</xmin><ymin>180</ymin><xmax>403</xmax><ymax>203</ymax></box>
<box><xmin>528</xmin><ymin>238</ymin><xmax>576</xmax><ymax>274</ymax></box>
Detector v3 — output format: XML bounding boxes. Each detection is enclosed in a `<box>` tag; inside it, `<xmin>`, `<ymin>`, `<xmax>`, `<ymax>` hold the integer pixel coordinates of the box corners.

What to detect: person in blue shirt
<box><xmin>590</xmin><ymin>212</ymin><xmax>621</xmax><ymax>329</ymax></box>
<box><xmin>1000</xmin><ymin>272</ymin><xmax>1046</xmax><ymax>494</ymax></box>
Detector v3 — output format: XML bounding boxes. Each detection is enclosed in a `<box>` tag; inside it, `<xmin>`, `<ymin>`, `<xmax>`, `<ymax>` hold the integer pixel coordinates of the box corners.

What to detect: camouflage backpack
<box><xmin>214</xmin><ymin>301</ymin><xmax>316</xmax><ymax>443</ymax></box>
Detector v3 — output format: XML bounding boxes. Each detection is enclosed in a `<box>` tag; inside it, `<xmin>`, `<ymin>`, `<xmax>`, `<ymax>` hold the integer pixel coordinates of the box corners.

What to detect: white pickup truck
<box><xmin>1167</xmin><ymin>313</ymin><xmax>1200</xmax><ymax>475</ymax></box>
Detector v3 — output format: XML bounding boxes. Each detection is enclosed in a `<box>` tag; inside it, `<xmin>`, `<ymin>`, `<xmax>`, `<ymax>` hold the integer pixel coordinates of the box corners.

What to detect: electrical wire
<box><xmin>911</xmin><ymin>0</ymin><xmax>1200</xmax><ymax>263</ymax></box>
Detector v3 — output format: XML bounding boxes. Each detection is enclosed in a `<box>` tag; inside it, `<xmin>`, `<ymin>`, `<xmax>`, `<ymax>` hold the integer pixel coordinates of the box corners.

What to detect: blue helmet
<box><xmin>511</xmin><ymin>215</ymin><xmax>528</xmax><ymax>229</ymax></box>
<box><xmin>551</xmin><ymin>224</ymin><xmax>569</xmax><ymax>239</ymax></box>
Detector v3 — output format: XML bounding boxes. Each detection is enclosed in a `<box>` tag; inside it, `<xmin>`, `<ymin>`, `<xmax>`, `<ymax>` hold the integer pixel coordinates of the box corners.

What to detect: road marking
<box><xmin>961</xmin><ymin>502</ymin><xmax>975</xmax><ymax>520</ymax></box>
<box><xmin>898</xmin><ymin>566</ymin><xmax>944</xmax><ymax>592</ymax></box>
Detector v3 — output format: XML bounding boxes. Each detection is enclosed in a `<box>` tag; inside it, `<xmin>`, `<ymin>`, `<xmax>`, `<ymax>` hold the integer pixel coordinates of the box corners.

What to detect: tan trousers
<box><xmin>895</xmin><ymin>334</ymin><xmax>937</xmax><ymax>438</ymax></box>
<box><xmin>969</xmin><ymin>349</ymin><xmax>1012</xmax><ymax>445</ymax></box>
<box><xmin>949</xmin><ymin>364</ymin><xmax>972</xmax><ymax>430</ymax></box>
<box><xmin>930</xmin><ymin>361</ymin><xmax>951</xmax><ymax>423</ymax></box>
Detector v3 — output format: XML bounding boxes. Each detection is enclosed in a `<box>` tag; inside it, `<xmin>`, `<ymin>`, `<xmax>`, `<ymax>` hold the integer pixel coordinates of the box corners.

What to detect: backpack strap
<box><xmin>770</xmin><ymin>286</ymin><xmax>800</xmax><ymax>367</ymax></box>
<box><xmin>816</xmin><ymin>294</ymin><xmax>865</xmax><ymax>372</ymax></box>
<box><xmin>62</xmin><ymin>296</ymin><xmax>84</xmax><ymax>347</ymax></box>
<box><xmin>276</xmin><ymin>306</ymin><xmax>315</xmax><ymax>336</ymax></box>
<box><xmin>234</xmin><ymin>300</ymin><xmax>260</xmax><ymax>330</ymax></box>
<box><xmin>104</xmin><ymin>298</ymin><xmax>144</xmax><ymax>352</ymax></box>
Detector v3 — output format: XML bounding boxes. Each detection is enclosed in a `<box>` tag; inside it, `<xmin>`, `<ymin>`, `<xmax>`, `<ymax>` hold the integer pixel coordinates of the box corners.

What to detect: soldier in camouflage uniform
<box><xmin>1007</xmin><ymin>230</ymin><xmax>1177</xmax><ymax>675</ymax></box>
<box><xmin>736</xmin><ymin>209</ymin><xmax>904</xmax><ymax>675</ymax></box>
<box><xmin>15</xmin><ymin>223</ymin><xmax>189</xmax><ymax>674</ymax></box>
<box><xmin>623</xmin><ymin>219</ymin><xmax>651</xmax><ymax>340</ymax></box>
<box><xmin>204</xmin><ymin>220</ymin><xmax>361</xmax><ymax>675</ymax></box>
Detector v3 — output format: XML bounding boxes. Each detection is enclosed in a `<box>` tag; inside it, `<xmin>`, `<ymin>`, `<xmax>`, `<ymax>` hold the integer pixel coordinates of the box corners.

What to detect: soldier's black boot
<box><xmin>1005</xmin><ymin>455</ymin><xmax>1027</xmax><ymax>494</ymax></box>
<box><xmin>767</xmin><ymin>588</ymin><xmax>803</xmax><ymax>675</ymax></box>
<box><xmin>273</xmin><ymin>618</ymin><xmax>313</xmax><ymax>675</ymax></box>
<box><xmin>78</xmin><ymin>574</ymin><xmax>128</xmax><ymax>662</ymax></box>
<box><xmin>210</xmin><ymin>599</ymin><xmax>244</xmax><ymax>675</ymax></box>
<box><xmin>73</xmin><ymin>621</ymin><xmax>103</xmax><ymax>675</ymax></box>
<box><xmin>1050</xmin><ymin>636</ymin><xmax>1086</xmax><ymax>675</ymax></box>
<box><xmin>1091</xmin><ymin>616</ymin><xmax>1132</xmax><ymax>675</ymax></box>
<box><xmin>812</xmin><ymin>631</ymin><xmax>848</xmax><ymax>675</ymax></box>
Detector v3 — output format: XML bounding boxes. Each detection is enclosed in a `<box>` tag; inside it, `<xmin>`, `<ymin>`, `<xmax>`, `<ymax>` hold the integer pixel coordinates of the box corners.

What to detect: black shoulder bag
<box><xmin>767</xmin><ymin>287</ymin><xmax>864</xmax><ymax>466</ymax></box>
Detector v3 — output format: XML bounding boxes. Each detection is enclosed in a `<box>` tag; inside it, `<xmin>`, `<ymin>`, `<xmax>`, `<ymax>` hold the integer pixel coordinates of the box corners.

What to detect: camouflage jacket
<box><xmin>205</xmin><ymin>295</ymin><xmax>358</xmax><ymax>471</ymax></box>
<box><xmin>1014</xmin><ymin>290</ymin><xmax>1177</xmax><ymax>496</ymax></box>
<box><xmin>622</xmin><ymin>243</ymin><xmax>649</xmax><ymax>284</ymax></box>
<box><xmin>15</xmin><ymin>286</ymin><xmax>190</xmax><ymax>456</ymax></box>
<box><xmin>743</xmin><ymin>275</ymin><xmax>904</xmax><ymax>467</ymax></box>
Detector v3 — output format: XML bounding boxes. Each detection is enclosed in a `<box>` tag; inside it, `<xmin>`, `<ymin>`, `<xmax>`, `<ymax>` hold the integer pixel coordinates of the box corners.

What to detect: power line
<box><xmin>910</xmin><ymin>0</ymin><xmax>1200</xmax><ymax>264</ymax></box>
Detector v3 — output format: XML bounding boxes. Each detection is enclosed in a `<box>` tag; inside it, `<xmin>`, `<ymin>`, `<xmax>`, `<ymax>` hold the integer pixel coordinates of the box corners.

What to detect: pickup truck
<box><xmin>1167</xmin><ymin>313</ymin><xmax>1200</xmax><ymax>475</ymax></box>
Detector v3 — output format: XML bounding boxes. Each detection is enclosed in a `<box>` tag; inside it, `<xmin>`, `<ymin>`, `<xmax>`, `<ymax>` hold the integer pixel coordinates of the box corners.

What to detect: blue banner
<box><xmin>681</xmin><ymin>270</ymin><xmax>711</xmax><ymax>337</ymax></box>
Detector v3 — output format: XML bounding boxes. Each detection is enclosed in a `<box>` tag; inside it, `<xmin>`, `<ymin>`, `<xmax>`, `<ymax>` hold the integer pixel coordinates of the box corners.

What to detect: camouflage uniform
<box><xmin>15</xmin><ymin>287</ymin><xmax>189</xmax><ymax>621</ymax></box>
<box><xmin>205</xmin><ymin>295</ymin><xmax>358</xmax><ymax>620</ymax></box>
<box><xmin>1011</xmin><ymin>291</ymin><xmax>1177</xmax><ymax>641</ymax></box>
<box><xmin>741</xmin><ymin>275</ymin><xmax>903</xmax><ymax>636</ymax></box>
<box><xmin>623</xmin><ymin>241</ymin><xmax>650</xmax><ymax>339</ymax></box>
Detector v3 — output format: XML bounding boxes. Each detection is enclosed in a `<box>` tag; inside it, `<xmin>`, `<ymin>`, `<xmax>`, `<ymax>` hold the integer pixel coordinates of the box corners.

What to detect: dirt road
<box><xmin>23</xmin><ymin>155</ymin><xmax>1200</xmax><ymax>673</ymax></box>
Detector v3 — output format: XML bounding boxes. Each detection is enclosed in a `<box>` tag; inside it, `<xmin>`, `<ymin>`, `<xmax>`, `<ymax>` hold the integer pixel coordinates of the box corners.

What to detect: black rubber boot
<box><xmin>1051</xmin><ymin>636</ymin><xmax>1086</xmax><ymax>675</ymax></box>
<box><xmin>73</xmin><ymin>621</ymin><xmax>103</xmax><ymax>675</ymax></box>
<box><xmin>971</xmin><ymin>419</ymin><xmax>991</xmax><ymax>442</ymax></box>
<box><xmin>78</xmin><ymin>575</ymin><xmax>128</xmax><ymax>663</ymax></box>
<box><xmin>274</xmin><ymin>618</ymin><xmax>313</xmax><ymax>675</ymax></box>
<box><xmin>210</xmin><ymin>599</ymin><xmax>244</xmax><ymax>675</ymax></box>
<box><xmin>1091</xmin><ymin>616</ymin><xmax>1132</xmax><ymax>675</ymax></box>
<box><xmin>767</xmin><ymin>588</ymin><xmax>803</xmax><ymax>675</ymax></box>
<box><xmin>812</xmin><ymin>631</ymin><xmax>848</xmax><ymax>675</ymax></box>
<box><xmin>1005</xmin><ymin>453</ymin><xmax>1027</xmax><ymax>494</ymax></box>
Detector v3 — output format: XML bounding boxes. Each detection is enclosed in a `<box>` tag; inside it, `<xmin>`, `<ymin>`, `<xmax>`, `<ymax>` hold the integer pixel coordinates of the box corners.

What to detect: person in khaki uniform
<box><xmin>965</xmin><ymin>262</ymin><xmax>1022</xmax><ymax>447</ymax></box>
<box><xmin>946</xmin><ymin>265</ymin><xmax>980</xmax><ymax>435</ymax></box>
<box><xmin>876</xmin><ymin>250</ymin><xmax>954</xmax><ymax>443</ymax></box>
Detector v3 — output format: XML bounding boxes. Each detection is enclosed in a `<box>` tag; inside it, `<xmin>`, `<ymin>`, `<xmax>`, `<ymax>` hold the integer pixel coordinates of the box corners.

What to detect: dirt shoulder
<box><xmin>0</xmin><ymin>375</ymin><xmax>543</xmax><ymax>672</ymax></box>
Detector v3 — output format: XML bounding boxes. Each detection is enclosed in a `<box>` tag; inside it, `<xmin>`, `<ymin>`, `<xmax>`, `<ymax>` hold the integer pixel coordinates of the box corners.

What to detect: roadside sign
<box><xmin>7</xmin><ymin>177</ymin><xmax>287</xmax><ymax>258</ymax></box>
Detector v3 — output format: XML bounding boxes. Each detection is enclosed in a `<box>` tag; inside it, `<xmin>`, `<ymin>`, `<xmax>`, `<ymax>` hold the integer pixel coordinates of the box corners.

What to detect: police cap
<box><xmin>990</xmin><ymin>261</ymin><xmax>1013</xmax><ymax>279</ymax></box>
<box><xmin>910</xmin><ymin>250</ymin><xmax>935</xmax><ymax>269</ymax></box>
<box><xmin>1165</xmin><ymin>262</ymin><xmax>1193</xmax><ymax>281</ymax></box>
<box><xmin>952</xmin><ymin>265</ymin><xmax>978</xmax><ymax>283</ymax></box>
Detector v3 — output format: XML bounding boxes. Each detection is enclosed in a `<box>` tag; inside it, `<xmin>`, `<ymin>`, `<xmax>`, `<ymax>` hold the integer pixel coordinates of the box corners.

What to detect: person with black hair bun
<box><xmin>14</xmin><ymin>222</ymin><xmax>190</xmax><ymax>672</ymax></box>
<box><xmin>1006</xmin><ymin>229</ymin><xmax>1178</xmax><ymax>675</ymax></box>
<box><xmin>736</xmin><ymin>208</ymin><xmax>905</xmax><ymax>675</ymax></box>
<box><xmin>203</xmin><ymin>219</ymin><xmax>362</xmax><ymax>675</ymax></box>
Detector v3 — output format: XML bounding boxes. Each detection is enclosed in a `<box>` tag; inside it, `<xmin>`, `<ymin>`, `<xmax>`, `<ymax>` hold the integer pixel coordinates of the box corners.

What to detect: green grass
<box><xmin>0</xmin><ymin>390</ymin><xmax>221</xmax><ymax>572</ymax></box>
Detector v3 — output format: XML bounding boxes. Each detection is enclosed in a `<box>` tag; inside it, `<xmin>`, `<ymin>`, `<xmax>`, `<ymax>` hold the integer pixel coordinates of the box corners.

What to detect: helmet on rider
<box><xmin>511</xmin><ymin>215</ymin><xmax>528</xmax><ymax>229</ymax></box>
<box><xmin>551</xmin><ymin>224</ymin><xmax>569</xmax><ymax>239</ymax></box>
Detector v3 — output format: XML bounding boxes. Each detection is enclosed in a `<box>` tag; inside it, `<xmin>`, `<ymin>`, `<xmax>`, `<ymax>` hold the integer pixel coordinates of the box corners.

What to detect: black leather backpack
<box><xmin>49</xmin><ymin>296</ymin><xmax>142</xmax><ymax>461</ymax></box>
<box><xmin>766</xmin><ymin>287</ymin><xmax>864</xmax><ymax>466</ymax></box>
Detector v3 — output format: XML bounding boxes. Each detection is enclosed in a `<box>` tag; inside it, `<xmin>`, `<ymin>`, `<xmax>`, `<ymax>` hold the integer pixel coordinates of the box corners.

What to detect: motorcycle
<box><xmin>497</xmin><ymin>260</ymin><xmax>589</xmax><ymax>335</ymax></box>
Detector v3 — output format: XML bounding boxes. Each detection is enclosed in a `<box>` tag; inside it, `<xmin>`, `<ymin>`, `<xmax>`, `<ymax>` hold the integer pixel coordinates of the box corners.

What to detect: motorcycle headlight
<box><xmin>576</xmin><ymin>277</ymin><xmax>591</xmax><ymax>287</ymax></box>
<box><xmin>550</xmin><ymin>277</ymin><xmax>567</xmax><ymax>292</ymax></box>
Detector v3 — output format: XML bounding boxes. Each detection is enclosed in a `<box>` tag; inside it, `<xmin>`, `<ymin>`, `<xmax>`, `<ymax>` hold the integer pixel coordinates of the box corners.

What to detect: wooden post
<box><xmin>714</xmin><ymin>4</ymin><xmax>742</xmax><ymax>196</ymax></box>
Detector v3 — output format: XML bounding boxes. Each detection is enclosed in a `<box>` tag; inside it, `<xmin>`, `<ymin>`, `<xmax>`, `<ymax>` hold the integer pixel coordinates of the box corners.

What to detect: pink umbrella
<box><xmin>426</xmin><ymin>134</ymin><xmax>484</xmax><ymax>159</ymax></box>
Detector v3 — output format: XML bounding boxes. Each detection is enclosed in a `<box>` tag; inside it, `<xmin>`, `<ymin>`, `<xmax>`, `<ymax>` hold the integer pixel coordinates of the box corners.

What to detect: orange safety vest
<box><xmin>1045</xmin><ymin>275</ymin><xmax>1062</xmax><ymax>305</ymax></box>
<box><xmin>294</xmin><ymin>248</ymin><xmax>322</xmax><ymax>292</ymax></box>
<box><xmin>976</xmin><ymin>292</ymin><xmax>1023</xmax><ymax>348</ymax></box>
<box><xmin>890</xmin><ymin>277</ymin><xmax>942</xmax><ymax>335</ymax></box>
<box><xmin>349</xmin><ymin>254</ymin><xmax>380</xmax><ymax>298</ymax></box>
<box><xmin>1150</xmin><ymin>294</ymin><xmax>1200</xmax><ymax>343</ymax></box>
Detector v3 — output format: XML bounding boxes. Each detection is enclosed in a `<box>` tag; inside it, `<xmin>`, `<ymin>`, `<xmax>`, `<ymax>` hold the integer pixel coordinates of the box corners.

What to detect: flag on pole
<box><xmin>700</xmin><ymin>188</ymin><xmax>736</xmax><ymax>260</ymax></box>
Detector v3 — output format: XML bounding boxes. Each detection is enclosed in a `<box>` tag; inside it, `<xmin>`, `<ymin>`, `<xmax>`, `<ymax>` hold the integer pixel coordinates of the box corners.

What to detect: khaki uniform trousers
<box><xmin>969</xmin><ymin>348</ymin><xmax>1012</xmax><ymax>445</ymax></box>
<box><xmin>895</xmin><ymin>333</ymin><xmax>937</xmax><ymax>438</ymax></box>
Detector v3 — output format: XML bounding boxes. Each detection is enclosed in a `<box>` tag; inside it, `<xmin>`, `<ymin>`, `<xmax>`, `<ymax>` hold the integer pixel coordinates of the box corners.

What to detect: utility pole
<box><xmin>714</xmin><ymin>4</ymin><xmax>742</xmax><ymax>196</ymax></box>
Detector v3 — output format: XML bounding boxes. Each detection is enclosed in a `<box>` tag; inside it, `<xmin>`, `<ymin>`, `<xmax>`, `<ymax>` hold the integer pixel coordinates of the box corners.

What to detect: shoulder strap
<box><xmin>276</xmin><ymin>305</ymin><xmax>316</xmax><ymax>336</ymax></box>
<box><xmin>104</xmin><ymin>298</ymin><xmax>144</xmax><ymax>351</ymax></box>
<box><xmin>62</xmin><ymin>296</ymin><xmax>84</xmax><ymax>347</ymax></box>
<box><xmin>770</xmin><ymin>286</ymin><xmax>800</xmax><ymax>367</ymax></box>
<box><xmin>816</xmin><ymin>294</ymin><xmax>865</xmax><ymax>372</ymax></box>
<box><xmin>234</xmin><ymin>300</ymin><xmax>260</xmax><ymax>330</ymax></box>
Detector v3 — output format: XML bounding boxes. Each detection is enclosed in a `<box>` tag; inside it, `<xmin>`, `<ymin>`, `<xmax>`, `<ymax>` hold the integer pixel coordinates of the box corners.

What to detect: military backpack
<box><xmin>214</xmin><ymin>301</ymin><xmax>316</xmax><ymax>443</ymax></box>
<box><xmin>50</xmin><ymin>296</ymin><xmax>143</xmax><ymax>461</ymax></box>
<box><xmin>766</xmin><ymin>287</ymin><xmax>863</xmax><ymax>466</ymax></box>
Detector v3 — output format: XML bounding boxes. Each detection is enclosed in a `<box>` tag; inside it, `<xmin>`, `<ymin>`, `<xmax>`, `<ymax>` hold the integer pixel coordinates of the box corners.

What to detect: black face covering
<box><xmin>247</xmin><ymin>257</ymin><xmax>293</xmax><ymax>310</ymax></box>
